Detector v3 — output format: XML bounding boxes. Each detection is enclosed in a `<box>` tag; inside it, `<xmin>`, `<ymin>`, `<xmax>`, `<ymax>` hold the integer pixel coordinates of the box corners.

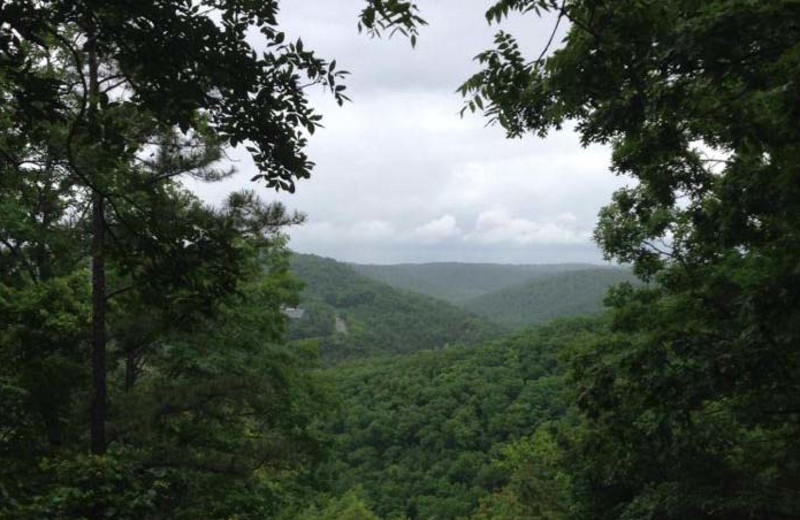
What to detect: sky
<box><xmin>188</xmin><ymin>0</ymin><xmax>632</xmax><ymax>265</ymax></box>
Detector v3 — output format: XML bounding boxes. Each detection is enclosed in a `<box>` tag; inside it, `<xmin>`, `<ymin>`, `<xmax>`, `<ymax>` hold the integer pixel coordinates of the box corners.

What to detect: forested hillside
<box><xmin>307</xmin><ymin>318</ymin><xmax>603</xmax><ymax>520</ymax></box>
<box><xmin>462</xmin><ymin>268</ymin><xmax>638</xmax><ymax>329</ymax></box>
<box><xmin>352</xmin><ymin>262</ymin><xmax>594</xmax><ymax>303</ymax></box>
<box><xmin>288</xmin><ymin>254</ymin><xmax>503</xmax><ymax>363</ymax></box>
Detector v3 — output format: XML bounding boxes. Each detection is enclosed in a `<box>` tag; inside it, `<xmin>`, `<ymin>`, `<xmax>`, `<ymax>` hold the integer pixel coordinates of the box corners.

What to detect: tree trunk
<box><xmin>87</xmin><ymin>27</ymin><xmax>106</xmax><ymax>457</ymax></box>
<box><xmin>90</xmin><ymin>191</ymin><xmax>106</xmax><ymax>456</ymax></box>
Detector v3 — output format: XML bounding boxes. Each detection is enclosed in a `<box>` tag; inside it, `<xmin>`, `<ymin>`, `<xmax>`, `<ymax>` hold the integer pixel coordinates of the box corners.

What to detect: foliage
<box><xmin>5</xmin><ymin>0</ymin><xmax>797</xmax><ymax>518</ymax></box>
<box><xmin>473</xmin><ymin>420</ymin><xmax>579</xmax><ymax>520</ymax></box>
<box><xmin>296</xmin><ymin>489</ymin><xmax>382</xmax><ymax>520</ymax></box>
<box><xmin>1</xmin><ymin>0</ymin><xmax>348</xmax><ymax>188</ymax></box>
<box><xmin>0</xmin><ymin>183</ymin><xmax>329</xmax><ymax>518</ymax></box>
<box><xmin>320</xmin><ymin>319</ymin><xmax>602</xmax><ymax>520</ymax></box>
<box><xmin>358</xmin><ymin>0</ymin><xmax>426</xmax><ymax>47</ymax></box>
<box><xmin>1</xmin><ymin>1</ymin><xmax>347</xmax><ymax>515</ymax></box>
<box><xmin>454</xmin><ymin>1</ymin><xmax>800</xmax><ymax>518</ymax></box>
<box><xmin>2</xmin><ymin>0</ymin><xmax>348</xmax><ymax>463</ymax></box>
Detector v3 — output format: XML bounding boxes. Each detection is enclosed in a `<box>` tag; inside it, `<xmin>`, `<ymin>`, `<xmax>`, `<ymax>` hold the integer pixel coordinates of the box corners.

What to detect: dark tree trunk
<box><xmin>90</xmin><ymin>191</ymin><xmax>106</xmax><ymax>456</ymax></box>
<box><xmin>87</xmin><ymin>28</ymin><xmax>106</xmax><ymax>457</ymax></box>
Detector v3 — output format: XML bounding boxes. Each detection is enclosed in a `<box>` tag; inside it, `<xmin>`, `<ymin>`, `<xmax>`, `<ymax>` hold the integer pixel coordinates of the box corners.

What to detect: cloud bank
<box><xmin>186</xmin><ymin>0</ymin><xmax>632</xmax><ymax>264</ymax></box>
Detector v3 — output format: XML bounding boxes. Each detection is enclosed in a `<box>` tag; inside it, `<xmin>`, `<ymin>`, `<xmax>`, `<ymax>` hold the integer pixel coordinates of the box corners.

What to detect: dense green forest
<box><xmin>315</xmin><ymin>319</ymin><xmax>602</xmax><ymax>520</ymax></box>
<box><xmin>2</xmin><ymin>1</ymin><xmax>799</xmax><ymax>519</ymax></box>
<box><xmin>288</xmin><ymin>254</ymin><xmax>504</xmax><ymax>363</ymax></box>
<box><xmin>462</xmin><ymin>268</ymin><xmax>638</xmax><ymax>329</ymax></box>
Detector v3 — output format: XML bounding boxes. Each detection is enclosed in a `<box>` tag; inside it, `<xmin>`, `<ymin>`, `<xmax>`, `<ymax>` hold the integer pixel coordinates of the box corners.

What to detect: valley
<box><xmin>286</xmin><ymin>253</ymin><xmax>627</xmax><ymax>518</ymax></box>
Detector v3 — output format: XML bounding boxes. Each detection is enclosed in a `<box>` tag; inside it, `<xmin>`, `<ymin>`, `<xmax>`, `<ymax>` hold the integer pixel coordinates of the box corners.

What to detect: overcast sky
<box><xmin>188</xmin><ymin>0</ymin><xmax>631</xmax><ymax>265</ymax></box>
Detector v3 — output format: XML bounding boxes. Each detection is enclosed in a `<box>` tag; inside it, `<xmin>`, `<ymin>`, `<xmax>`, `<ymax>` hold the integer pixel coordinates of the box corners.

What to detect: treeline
<box><xmin>351</xmin><ymin>262</ymin><xmax>595</xmax><ymax>304</ymax></box>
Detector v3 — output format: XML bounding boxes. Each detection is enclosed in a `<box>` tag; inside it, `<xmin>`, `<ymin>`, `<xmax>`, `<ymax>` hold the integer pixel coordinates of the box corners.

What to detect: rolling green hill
<box><xmin>288</xmin><ymin>254</ymin><xmax>503</xmax><ymax>363</ymax></box>
<box><xmin>350</xmin><ymin>262</ymin><xmax>596</xmax><ymax>303</ymax></box>
<box><xmin>462</xmin><ymin>268</ymin><xmax>638</xmax><ymax>329</ymax></box>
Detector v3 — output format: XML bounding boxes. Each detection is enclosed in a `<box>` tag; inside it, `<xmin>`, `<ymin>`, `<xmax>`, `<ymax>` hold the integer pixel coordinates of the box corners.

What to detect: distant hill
<box><xmin>351</xmin><ymin>262</ymin><xmax>596</xmax><ymax>303</ymax></box>
<box><xmin>288</xmin><ymin>254</ymin><xmax>503</xmax><ymax>363</ymax></box>
<box><xmin>462</xmin><ymin>268</ymin><xmax>638</xmax><ymax>329</ymax></box>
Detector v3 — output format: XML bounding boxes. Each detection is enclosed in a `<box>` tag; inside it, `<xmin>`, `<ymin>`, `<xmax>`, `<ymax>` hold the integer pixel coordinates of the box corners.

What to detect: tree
<box><xmin>0</xmin><ymin>170</ymin><xmax>331</xmax><ymax>518</ymax></box>
<box><xmin>455</xmin><ymin>1</ymin><xmax>800</xmax><ymax>518</ymax></box>
<box><xmin>297</xmin><ymin>490</ymin><xmax>382</xmax><ymax>520</ymax></box>
<box><xmin>1</xmin><ymin>3</ymin><xmax>357</xmax><ymax>515</ymax></box>
<box><xmin>1</xmin><ymin>0</ymin><xmax>347</xmax><ymax>458</ymax></box>
<box><xmin>473</xmin><ymin>422</ymin><xmax>578</xmax><ymax>520</ymax></box>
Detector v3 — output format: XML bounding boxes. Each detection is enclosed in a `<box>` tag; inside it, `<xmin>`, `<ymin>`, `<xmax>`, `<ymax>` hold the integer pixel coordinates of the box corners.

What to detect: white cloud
<box><xmin>466</xmin><ymin>209</ymin><xmax>590</xmax><ymax>245</ymax></box>
<box><xmin>412</xmin><ymin>214</ymin><xmax>460</xmax><ymax>242</ymax></box>
<box><xmin>185</xmin><ymin>0</ymin><xmax>632</xmax><ymax>264</ymax></box>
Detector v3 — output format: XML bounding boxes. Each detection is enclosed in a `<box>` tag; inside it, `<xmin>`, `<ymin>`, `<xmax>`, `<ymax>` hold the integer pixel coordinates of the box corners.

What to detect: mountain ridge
<box><xmin>350</xmin><ymin>260</ymin><xmax>611</xmax><ymax>303</ymax></box>
<box><xmin>461</xmin><ymin>267</ymin><xmax>638</xmax><ymax>329</ymax></box>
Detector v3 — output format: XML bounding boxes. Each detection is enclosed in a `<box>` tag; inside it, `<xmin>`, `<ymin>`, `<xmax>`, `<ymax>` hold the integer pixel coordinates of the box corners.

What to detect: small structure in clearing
<box><xmin>282</xmin><ymin>306</ymin><xmax>306</xmax><ymax>320</ymax></box>
<box><xmin>335</xmin><ymin>315</ymin><xmax>348</xmax><ymax>335</ymax></box>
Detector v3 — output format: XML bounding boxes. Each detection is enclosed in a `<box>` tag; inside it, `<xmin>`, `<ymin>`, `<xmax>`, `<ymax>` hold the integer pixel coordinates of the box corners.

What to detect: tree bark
<box><xmin>87</xmin><ymin>26</ymin><xmax>106</xmax><ymax>457</ymax></box>
<box><xmin>90</xmin><ymin>191</ymin><xmax>106</xmax><ymax>456</ymax></box>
